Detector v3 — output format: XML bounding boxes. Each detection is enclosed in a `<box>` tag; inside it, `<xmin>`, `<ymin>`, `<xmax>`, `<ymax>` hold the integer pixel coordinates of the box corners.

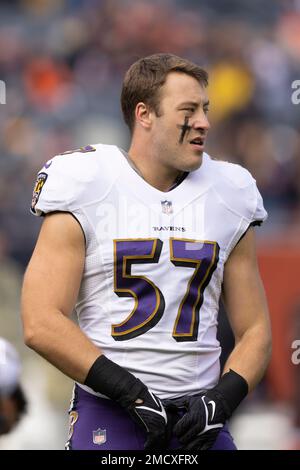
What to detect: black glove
<box><xmin>126</xmin><ymin>388</ymin><xmax>168</xmax><ymax>449</ymax></box>
<box><xmin>84</xmin><ymin>355</ymin><xmax>168</xmax><ymax>449</ymax></box>
<box><xmin>173</xmin><ymin>369</ymin><xmax>248</xmax><ymax>450</ymax></box>
<box><xmin>172</xmin><ymin>390</ymin><xmax>230</xmax><ymax>450</ymax></box>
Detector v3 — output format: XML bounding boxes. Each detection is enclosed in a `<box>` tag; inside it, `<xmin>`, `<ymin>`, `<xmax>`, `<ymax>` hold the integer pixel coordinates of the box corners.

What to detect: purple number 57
<box><xmin>112</xmin><ymin>238</ymin><xmax>219</xmax><ymax>342</ymax></box>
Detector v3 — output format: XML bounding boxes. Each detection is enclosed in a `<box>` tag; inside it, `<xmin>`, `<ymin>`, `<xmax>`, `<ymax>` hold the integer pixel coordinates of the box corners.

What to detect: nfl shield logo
<box><xmin>93</xmin><ymin>428</ymin><xmax>106</xmax><ymax>445</ymax></box>
<box><xmin>161</xmin><ymin>200</ymin><xmax>173</xmax><ymax>215</ymax></box>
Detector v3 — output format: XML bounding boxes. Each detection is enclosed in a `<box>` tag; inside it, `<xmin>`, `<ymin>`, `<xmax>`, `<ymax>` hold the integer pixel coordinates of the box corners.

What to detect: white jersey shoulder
<box><xmin>31</xmin><ymin>143</ymin><xmax>121</xmax><ymax>216</ymax></box>
<box><xmin>204</xmin><ymin>153</ymin><xmax>267</xmax><ymax>225</ymax></box>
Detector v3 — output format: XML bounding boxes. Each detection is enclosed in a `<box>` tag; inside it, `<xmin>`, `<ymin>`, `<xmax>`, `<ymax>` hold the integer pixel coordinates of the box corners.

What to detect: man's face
<box><xmin>151</xmin><ymin>72</ymin><xmax>210</xmax><ymax>172</ymax></box>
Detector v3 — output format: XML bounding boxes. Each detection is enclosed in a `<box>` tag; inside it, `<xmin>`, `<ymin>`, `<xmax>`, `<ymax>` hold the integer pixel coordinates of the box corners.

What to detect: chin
<box><xmin>181</xmin><ymin>153</ymin><xmax>203</xmax><ymax>172</ymax></box>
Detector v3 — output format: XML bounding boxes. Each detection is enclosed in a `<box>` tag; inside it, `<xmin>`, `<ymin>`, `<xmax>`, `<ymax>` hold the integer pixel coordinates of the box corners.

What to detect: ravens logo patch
<box><xmin>31</xmin><ymin>172</ymin><xmax>48</xmax><ymax>214</ymax></box>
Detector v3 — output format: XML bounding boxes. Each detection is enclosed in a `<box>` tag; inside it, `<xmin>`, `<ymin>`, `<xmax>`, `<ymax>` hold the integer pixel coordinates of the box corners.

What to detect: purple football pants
<box><xmin>66</xmin><ymin>384</ymin><xmax>237</xmax><ymax>450</ymax></box>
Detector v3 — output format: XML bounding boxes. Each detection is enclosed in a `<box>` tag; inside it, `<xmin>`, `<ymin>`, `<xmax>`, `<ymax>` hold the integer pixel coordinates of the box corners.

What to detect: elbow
<box><xmin>21</xmin><ymin>282</ymin><xmax>52</xmax><ymax>352</ymax></box>
<box><xmin>23</xmin><ymin>327</ymin><xmax>37</xmax><ymax>350</ymax></box>
<box><xmin>23</xmin><ymin>323</ymin><xmax>39</xmax><ymax>350</ymax></box>
<box><xmin>23</xmin><ymin>323</ymin><xmax>48</xmax><ymax>355</ymax></box>
<box><xmin>22</xmin><ymin>310</ymin><xmax>43</xmax><ymax>352</ymax></box>
<box><xmin>21</xmin><ymin>302</ymin><xmax>49</xmax><ymax>352</ymax></box>
<box><xmin>256</xmin><ymin>321</ymin><xmax>272</xmax><ymax>369</ymax></box>
<box><xmin>259</xmin><ymin>317</ymin><xmax>273</xmax><ymax>358</ymax></box>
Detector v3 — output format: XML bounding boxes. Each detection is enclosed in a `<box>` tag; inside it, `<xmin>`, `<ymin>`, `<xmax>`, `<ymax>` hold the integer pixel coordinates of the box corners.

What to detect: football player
<box><xmin>22</xmin><ymin>53</ymin><xmax>272</xmax><ymax>450</ymax></box>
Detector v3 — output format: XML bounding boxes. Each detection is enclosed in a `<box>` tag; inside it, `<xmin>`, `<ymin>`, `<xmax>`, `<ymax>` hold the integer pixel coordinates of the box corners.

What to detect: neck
<box><xmin>127</xmin><ymin>141</ymin><xmax>184</xmax><ymax>193</ymax></box>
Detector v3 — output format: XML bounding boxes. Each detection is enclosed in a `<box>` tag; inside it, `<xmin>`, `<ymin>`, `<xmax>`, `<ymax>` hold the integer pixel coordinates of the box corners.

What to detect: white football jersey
<box><xmin>31</xmin><ymin>144</ymin><xmax>267</xmax><ymax>399</ymax></box>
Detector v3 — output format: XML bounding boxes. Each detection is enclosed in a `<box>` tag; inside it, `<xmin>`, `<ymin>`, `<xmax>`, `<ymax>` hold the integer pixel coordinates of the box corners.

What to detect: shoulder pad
<box><xmin>31</xmin><ymin>143</ymin><xmax>121</xmax><ymax>216</ymax></box>
<box><xmin>208</xmin><ymin>157</ymin><xmax>267</xmax><ymax>224</ymax></box>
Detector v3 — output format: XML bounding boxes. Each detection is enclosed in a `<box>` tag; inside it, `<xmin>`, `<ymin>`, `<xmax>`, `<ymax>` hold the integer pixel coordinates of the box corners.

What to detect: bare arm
<box><xmin>22</xmin><ymin>212</ymin><xmax>171</xmax><ymax>448</ymax></box>
<box><xmin>221</xmin><ymin>227</ymin><xmax>272</xmax><ymax>392</ymax></box>
<box><xmin>21</xmin><ymin>212</ymin><xmax>102</xmax><ymax>383</ymax></box>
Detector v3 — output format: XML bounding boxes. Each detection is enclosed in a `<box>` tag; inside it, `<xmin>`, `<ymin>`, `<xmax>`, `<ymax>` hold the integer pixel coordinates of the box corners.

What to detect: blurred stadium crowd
<box><xmin>0</xmin><ymin>0</ymin><xmax>299</xmax><ymax>449</ymax></box>
<box><xmin>0</xmin><ymin>0</ymin><xmax>300</xmax><ymax>265</ymax></box>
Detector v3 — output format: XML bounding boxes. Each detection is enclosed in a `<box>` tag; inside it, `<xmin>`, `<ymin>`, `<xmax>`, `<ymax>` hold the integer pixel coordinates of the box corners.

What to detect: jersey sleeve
<box><xmin>214</xmin><ymin>159</ymin><xmax>268</xmax><ymax>226</ymax></box>
<box><xmin>211</xmin><ymin>159</ymin><xmax>268</xmax><ymax>258</ymax></box>
<box><xmin>30</xmin><ymin>157</ymin><xmax>75</xmax><ymax>216</ymax></box>
<box><xmin>243</xmin><ymin>174</ymin><xmax>268</xmax><ymax>227</ymax></box>
<box><xmin>250</xmin><ymin>181</ymin><xmax>267</xmax><ymax>226</ymax></box>
<box><xmin>30</xmin><ymin>144</ymin><xmax>122</xmax><ymax>248</ymax></box>
<box><xmin>30</xmin><ymin>150</ymin><xmax>102</xmax><ymax>252</ymax></box>
<box><xmin>30</xmin><ymin>147</ymin><xmax>105</xmax><ymax>217</ymax></box>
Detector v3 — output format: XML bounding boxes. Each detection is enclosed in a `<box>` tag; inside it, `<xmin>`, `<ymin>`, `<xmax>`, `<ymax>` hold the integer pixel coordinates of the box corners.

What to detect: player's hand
<box><xmin>127</xmin><ymin>389</ymin><xmax>169</xmax><ymax>450</ymax></box>
<box><xmin>84</xmin><ymin>355</ymin><xmax>170</xmax><ymax>450</ymax></box>
<box><xmin>173</xmin><ymin>390</ymin><xmax>231</xmax><ymax>450</ymax></box>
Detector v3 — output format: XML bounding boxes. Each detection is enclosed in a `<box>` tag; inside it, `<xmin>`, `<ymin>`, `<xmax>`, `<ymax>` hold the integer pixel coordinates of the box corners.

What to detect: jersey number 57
<box><xmin>113</xmin><ymin>238</ymin><xmax>219</xmax><ymax>342</ymax></box>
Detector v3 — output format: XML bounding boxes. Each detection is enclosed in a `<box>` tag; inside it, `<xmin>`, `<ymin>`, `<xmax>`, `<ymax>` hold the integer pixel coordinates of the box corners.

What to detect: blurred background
<box><xmin>0</xmin><ymin>0</ymin><xmax>299</xmax><ymax>450</ymax></box>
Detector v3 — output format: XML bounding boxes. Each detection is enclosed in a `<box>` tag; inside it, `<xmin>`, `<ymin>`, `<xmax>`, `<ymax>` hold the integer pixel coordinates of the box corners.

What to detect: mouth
<box><xmin>189</xmin><ymin>137</ymin><xmax>205</xmax><ymax>151</ymax></box>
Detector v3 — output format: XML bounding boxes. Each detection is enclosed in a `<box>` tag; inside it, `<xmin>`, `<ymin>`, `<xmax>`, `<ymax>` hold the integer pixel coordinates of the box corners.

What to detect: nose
<box><xmin>192</xmin><ymin>111</ymin><xmax>210</xmax><ymax>132</ymax></box>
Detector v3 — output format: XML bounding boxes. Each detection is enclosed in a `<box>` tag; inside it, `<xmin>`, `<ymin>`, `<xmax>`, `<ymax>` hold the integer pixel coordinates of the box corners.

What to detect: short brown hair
<box><xmin>121</xmin><ymin>53</ymin><xmax>208</xmax><ymax>133</ymax></box>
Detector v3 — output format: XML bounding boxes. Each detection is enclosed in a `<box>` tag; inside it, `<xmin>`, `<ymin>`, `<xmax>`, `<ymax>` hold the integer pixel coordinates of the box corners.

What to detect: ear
<box><xmin>135</xmin><ymin>102</ymin><xmax>153</xmax><ymax>130</ymax></box>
